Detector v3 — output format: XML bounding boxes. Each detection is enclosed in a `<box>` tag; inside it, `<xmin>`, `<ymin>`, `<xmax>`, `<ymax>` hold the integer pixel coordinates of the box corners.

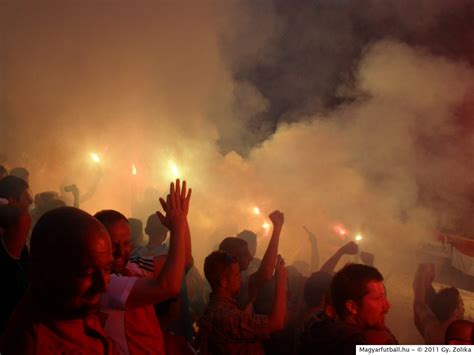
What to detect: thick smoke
<box><xmin>1</xmin><ymin>0</ymin><xmax>474</xmax><ymax>342</ymax></box>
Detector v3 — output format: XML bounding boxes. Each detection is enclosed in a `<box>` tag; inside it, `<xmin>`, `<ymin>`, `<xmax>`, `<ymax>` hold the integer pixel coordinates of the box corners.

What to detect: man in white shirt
<box><xmin>96</xmin><ymin>179</ymin><xmax>191</xmax><ymax>354</ymax></box>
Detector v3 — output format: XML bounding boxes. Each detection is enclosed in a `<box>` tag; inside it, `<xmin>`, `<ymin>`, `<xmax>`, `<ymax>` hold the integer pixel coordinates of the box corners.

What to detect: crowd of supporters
<box><xmin>0</xmin><ymin>165</ymin><xmax>472</xmax><ymax>354</ymax></box>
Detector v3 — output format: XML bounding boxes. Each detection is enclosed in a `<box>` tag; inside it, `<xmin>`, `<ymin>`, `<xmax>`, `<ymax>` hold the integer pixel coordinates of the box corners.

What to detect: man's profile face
<box><xmin>10</xmin><ymin>189</ymin><xmax>33</xmax><ymax>213</ymax></box>
<box><xmin>355</xmin><ymin>281</ymin><xmax>390</xmax><ymax>330</ymax></box>
<box><xmin>108</xmin><ymin>219</ymin><xmax>132</xmax><ymax>274</ymax></box>
<box><xmin>59</xmin><ymin>228</ymin><xmax>113</xmax><ymax>317</ymax></box>
<box><xmin>224</xmin><ymin>262</ymin><xmax>242</xmax><ymax>298</ymax></box>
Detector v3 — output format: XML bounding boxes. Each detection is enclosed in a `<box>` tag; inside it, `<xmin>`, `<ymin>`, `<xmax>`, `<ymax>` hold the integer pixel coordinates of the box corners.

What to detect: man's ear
<box><xmin>346</xmin><ymin>299</ymin><xmax>358</xmax><ymax>316</ymax></box>
<box><xmin>220</xmin><ymin>277</ymin><xmax>228</xmax><ymax>289</ymax></box>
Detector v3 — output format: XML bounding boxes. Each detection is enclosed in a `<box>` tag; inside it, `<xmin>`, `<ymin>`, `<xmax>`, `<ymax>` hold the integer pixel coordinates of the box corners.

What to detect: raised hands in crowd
<box><xmin>0</xmin><ymin>169</ymin><xmax>472</xmax><ymax>355</ymax></box>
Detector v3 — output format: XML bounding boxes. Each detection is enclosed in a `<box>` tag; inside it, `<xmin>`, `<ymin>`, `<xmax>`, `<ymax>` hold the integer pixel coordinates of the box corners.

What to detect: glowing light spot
<box><xmin>262</xmin><ymin>222</ymin><xmax>270</xmax><ymax>230</ymax></box>
<box><xmin>355</xmin><ymin>234</ymin><xmax>363</xmax><ymax>241</ymax></box>
<box><xmin>168</xmin><ymin>160</ymin><xmax>180</xmax><ymax>179</ymax></box>
<box><xmin>90</xmin><ymin>153</ymin><xmax>101</xmax><ymax>163</ymax></box>
<box><xmin>333</xmin><ymin>224</ymin><xmax>348</xmax><ymax>236</ymax></box>
<box><xmin>253</xmin><ymin>207</ymin><xmax>261</xmax><ymax>215</ymax></box>
<box><xmin>132</xmin><ymin>164</ymin><xmax>137</xmax><ymax>176</ymax></box>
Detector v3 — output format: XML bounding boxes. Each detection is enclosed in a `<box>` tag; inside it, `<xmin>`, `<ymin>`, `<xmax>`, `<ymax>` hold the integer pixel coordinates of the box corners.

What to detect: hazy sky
<box><xmin>1</xmin><ymin>0</ymin><xmax>474</xmax><ymax>263</ymax></box>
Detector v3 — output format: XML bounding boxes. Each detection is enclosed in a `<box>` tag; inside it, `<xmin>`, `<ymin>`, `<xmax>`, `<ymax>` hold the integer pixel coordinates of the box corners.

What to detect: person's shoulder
<box><xmin>128</xmin><ymin>257</ymin><xmax>154</xmax><ymax>276</ymax></box>
<box><xmin>0</xmin><ymin>325</ymin><xmax>36</xmax><ymax>354</ymax></box>
<box><xmin>0</xmin><ymin>304</ymin><xmax>38</xmax><ymax>354</ymax></box>
<box><xmin>364</xmin><ymin>328</ymin><xmax>399</xmax><ymax>345</ymax></box>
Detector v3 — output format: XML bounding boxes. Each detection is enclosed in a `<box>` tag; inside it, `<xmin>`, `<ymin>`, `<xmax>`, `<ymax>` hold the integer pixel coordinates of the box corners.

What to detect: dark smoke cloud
<box><xmin>224</xmin><ymin>0</ymin><xmax>474</xmax><ymax>154</ymax></box>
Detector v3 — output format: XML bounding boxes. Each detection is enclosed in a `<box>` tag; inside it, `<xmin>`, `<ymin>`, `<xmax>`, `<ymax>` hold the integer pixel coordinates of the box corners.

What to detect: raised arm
<box><xmin>413</xmin><ymin>263</ymin><xmax>438</xmax><ymax>337</ymax></box>
<box><xmin>320</xmin><ymin>241</ymin><xmax>359</xmax><ymax>274</ymax></box>
<box><xmin>268</xmin><ymin>255</ymin><xmax>288</xmax><ymax>332</ymax></box>
<box><xmin>303</xmin><ymin>225</ymin><xmax>319</xmax><ymax>272</ymax></box>
<box><xmin>248</xmin><ymin>210</ymin><xmax>284</xmax><ymax>301</ymax></box>
<box><xmin>126</xmin><ymin>179</ymin><xmax>191</xmax><ymax>308</ymax></box>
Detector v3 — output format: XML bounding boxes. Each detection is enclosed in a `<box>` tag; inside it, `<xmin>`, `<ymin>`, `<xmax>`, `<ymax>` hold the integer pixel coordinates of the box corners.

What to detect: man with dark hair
<box><xmin>303</xmin><ymin>263</ymin><xmax>395</xmax><ymax>354</ymax></box>
<box><xmin>0</xmin><ymin>205</ymin><xmax>31</xmax><ymax>333</ymax></box>
<box><xmin>142</xmin><ymin>213</ymin><xmax>169</xmax><ymax>257</ymax></box>
<box><xmin>219</xmin><ymin>237</ymin><xmax>252</xmax><ymax>271</ymax></box>
<box><xmin>330</xmin><ymin>264</ymin><xmax>389</xmax><ymax>329</ymax></box>
<box><xmin>219</xmin><ymin>210</ymin><xmax>284</xmax><ymax>309</ymax></box>
<box><xmin>95</xmin><ymin>180</ymin><xmax>191</xmax><ymax>354</ymax></box>
<box><xmin>198</xmin><ymin>251</ymin><xmax>288</xmax><ymax>354</ymax></box>
<box><xmin>0</xmin><ymin>175</ymin><xmax>33</xmax><ymax>212</ymax></box>
<box><xmin>237</xmin><ymin>229</ymin><xmax>260</xmax><ymax>273</ymax></box>
<box><xmin>413</xmin><ymin>263</ymin><xmax>465</xmax><ymax>344</ymax></box>
<box><xmin>9</xmin><ymin>167</ymin><xmax>29</xmax><ymax>183</ymax></box>
<box><xmin>303</xmin><ymin>241</ymin><xmax>359</xmax><ymax>329</ymax></box>
<box><xmin>0</xmin><ymin>207</ymin><xmax>115</xmax><ymax>354</ymax></box>
<box><xmin>431</xmin><ymin>288</ymin><xmax>463</xmax><ymax>322</ymax></box>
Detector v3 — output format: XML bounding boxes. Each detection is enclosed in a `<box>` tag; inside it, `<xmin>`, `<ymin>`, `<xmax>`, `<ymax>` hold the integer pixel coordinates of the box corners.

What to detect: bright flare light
<box><xmin>355</xmin><ymin>234</ymin><xmax>363</xmax><ymax>241</ymax></box>
<box><xmin>168</xmin><ymin>160</ymin><xmax>180</xmax><ymax>179</ymax></box>
<box><xmin>90</xmin><ymin>152</ymin><xmax>101</xmax><ymax>163</ymax></box>
<box><xmin>262</xmin><ymin>222</ymin><xmax>271</xmax><ymax>230</ymax></box>
<box><xmin>333</xmin><ymin>224</ymin><xmax>348</xmax><ymax>236</ymax></box>
<box><xmin>253</xmin><ymin>207</ymin><xmax>261</xmax><ymax>215</ymax></box>
<box><xmin>132</xmin><ymin>164</ymin><xmax>137</xmax><ymax>176</ymax></box>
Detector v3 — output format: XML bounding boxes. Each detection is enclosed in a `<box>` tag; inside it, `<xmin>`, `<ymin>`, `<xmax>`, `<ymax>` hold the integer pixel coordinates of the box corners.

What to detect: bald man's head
<box><xmin>445</xmin><ymin>319</ymin><xmax>473</xmax><ymax>345</ymax></box>
<box><xmin>30</xmin><ymin>207</ymin><xmax>113</xmax><ymax>319</ymax></box>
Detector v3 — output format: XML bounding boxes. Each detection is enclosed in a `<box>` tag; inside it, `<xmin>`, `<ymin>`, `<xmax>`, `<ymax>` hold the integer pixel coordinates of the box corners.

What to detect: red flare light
<box><xmin>333</xmin><ymin>224</ymin><xmax>349</xmax><ymax>240</ymax></box>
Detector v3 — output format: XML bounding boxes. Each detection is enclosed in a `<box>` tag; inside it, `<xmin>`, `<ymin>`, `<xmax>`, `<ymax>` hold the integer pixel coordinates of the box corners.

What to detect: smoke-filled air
<box><xmin>1</xmin><ymin>0</ymin><xmax>474</xmax><ymax>346</ymax></box>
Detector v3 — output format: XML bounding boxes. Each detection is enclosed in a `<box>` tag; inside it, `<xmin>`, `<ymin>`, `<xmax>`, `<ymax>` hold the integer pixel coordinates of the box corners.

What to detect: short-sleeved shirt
<box><xmin>0</xmin><ymin>291</ymin><xmax>115</xmax><ymax>355</ymax></box>
<box><xmin>100</xmin><ymin>273</ymin><xmax>165</xmax><ymax>355</ymax></box>
<box><xmin>198</xmin><ymin>293</ymin><xmax>270</xmax><ymax>355</ymax></box>
<box><xmin>0</xmin><ymin>238</ymin><xmax>30</xmax><ymax>332</ymax></box>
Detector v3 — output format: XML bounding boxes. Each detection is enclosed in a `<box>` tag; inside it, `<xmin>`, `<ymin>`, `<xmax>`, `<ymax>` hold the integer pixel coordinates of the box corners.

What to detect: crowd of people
<box><xmin>0</xmin><ymin>164</ymin><xmax>472</xmax><ymax>354</ymax></box>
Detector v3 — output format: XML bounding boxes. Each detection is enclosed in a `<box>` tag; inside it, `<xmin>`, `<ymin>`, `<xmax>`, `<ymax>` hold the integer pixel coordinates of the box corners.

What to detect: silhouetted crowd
<box><xmin>0</xmin><ymin>165</ymin><xmax>472</xmax><ymax>354</ymax></box>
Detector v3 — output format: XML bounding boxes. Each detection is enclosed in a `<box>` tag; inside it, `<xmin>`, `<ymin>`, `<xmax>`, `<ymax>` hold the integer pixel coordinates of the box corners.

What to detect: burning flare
<box><xmin>90</xmin><ymin>152</ymin><xmax>101</xmax><ymax>163</ymax></box>
<box><xmin>168</xmin><ymin>160</ymin><xmax>180</xmax><ymax>179</ymax></box>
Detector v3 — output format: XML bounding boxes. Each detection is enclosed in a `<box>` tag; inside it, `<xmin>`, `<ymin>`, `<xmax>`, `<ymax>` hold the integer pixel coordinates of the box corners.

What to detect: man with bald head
<box><xmin>445</xmin><ymin>319</ymin><xmax>472</xmax><ymax>345</ymax></box>
<box><xmin>0</xmin><ymin>207</ymin><xmax>115</xmax><ymax>354</ymax></box>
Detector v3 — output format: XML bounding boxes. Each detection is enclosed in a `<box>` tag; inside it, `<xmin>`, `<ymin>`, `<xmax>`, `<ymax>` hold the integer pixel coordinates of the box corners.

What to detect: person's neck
<box><xmin>344</xmin><ymin>315</ymin><xmax>365</xmax><ymax>329</ymax></box>
<box><xmin>213</xmin><ymin>287</ymin><xmax>235</xmax><ymax>300</ymax></box>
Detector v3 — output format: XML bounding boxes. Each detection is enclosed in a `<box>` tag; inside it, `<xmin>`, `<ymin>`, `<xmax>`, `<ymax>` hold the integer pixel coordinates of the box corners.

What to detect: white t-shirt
<box><xmin>100</xmin><ymin>269</ymin><xmax>165</xmax><ymax>355</ymax></box>
<box><xmin>100</xmin><ymin>275</ymin><xmax>137</xmax><ymax>354</ymax></box>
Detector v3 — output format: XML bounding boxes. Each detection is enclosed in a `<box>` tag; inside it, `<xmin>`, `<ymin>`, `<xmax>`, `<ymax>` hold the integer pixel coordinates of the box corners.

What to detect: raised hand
<box><xmin>416</xmin><ymin>263</ymin><xmax>435</xmax><ymax>285</ymax></box>
<box><xmin>269</xmin><ymin>210</ymin><xmax>284</xmax><ymax>230</ymax></box>
<box><xmin>303</xmin><ymin>225</ymin><xmax>317</xmax><ymax>243</ymax></box>
<box><xmin>340</xmin><ymin>241</ymin><xmax>359</xmax><ymax>255</ymax></box>
<box><xmin>157</xmin><ymin>179</ymin><xmax>191</xmax><ymax>230</ymax></box>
